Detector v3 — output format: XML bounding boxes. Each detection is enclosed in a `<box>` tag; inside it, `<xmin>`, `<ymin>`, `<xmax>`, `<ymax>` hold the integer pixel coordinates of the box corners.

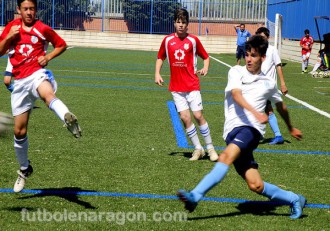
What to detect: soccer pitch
<box><xmin>0</xmin><ymin>47</ymin><xmax>329</xmax><ymax>230</ymax></box>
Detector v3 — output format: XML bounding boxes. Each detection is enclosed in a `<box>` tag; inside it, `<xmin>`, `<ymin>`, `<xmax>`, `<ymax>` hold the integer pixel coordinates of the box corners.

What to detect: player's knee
<box><xmin>193</xmin><ymin>113</ymin><xmax>205</xmax><ymax>124</ymax></box>
<box><xmin>14</xmin><ymin>128</ymin><xmax>27</xmax><ymax>139</ymax></box>
<box><xmin>247</xmin><ymin>181</ymin><xmax>263</xmax><ymax>193</ymax></box>
<box><xmin>179</xmin><ymin>113</ymin><xmax>190</xmax><ymax>123</ymax></box>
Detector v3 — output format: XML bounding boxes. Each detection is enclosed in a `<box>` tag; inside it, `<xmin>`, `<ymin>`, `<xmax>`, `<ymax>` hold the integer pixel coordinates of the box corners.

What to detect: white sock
<box><xmin>49</xmin><ymin>98</ymin><xmax>69</xmax><ymax>122</ymax></box>
<box><xmin>304</xmin><ymin>60</ymin><xmax>308</xmax><ymax>69</ymax></box>
<box><xmin>14</xmin><ymin>136</ymin><xmax>29</xmax><ymax>170</ymax></box>
<box><xmin>312</xmin><ymin>62</ymin><xmax>321</xmax><ymax>72</ymax></box>
<box><xmin>199</xmin><ymin>122</ymin><xmax>214</xmax><ymax>150</ymax></box>
<box><xmin>186</xmin><ymin>124</ymin><xmax>202</xmax><ymax>150</ymax></box>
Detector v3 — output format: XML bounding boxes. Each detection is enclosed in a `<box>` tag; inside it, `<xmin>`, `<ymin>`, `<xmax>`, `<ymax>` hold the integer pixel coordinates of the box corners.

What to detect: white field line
<box><xmin>209</xmin><ymin>55</ymin><xmax>330</xmax><ymax>119</ymax></box>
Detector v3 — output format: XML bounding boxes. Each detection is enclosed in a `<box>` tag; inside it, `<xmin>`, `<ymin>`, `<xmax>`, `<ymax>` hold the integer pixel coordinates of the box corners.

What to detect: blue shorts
<box><xmin>225</xmin><ymin>126</ymin><xmax>261</xmax><ymax>176</ymax></box>
<box><xmin>236</xmin><ymin>45</ymin><xmax>246</xmax><ymax>59</ymax></box>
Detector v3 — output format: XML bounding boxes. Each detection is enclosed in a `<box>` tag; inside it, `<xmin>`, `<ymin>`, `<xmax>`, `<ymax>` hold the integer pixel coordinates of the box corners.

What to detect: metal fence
<box><xmin>0</xmin><ymin>0</ymin><xmax>266</xmax><ymax>35</ymax></box>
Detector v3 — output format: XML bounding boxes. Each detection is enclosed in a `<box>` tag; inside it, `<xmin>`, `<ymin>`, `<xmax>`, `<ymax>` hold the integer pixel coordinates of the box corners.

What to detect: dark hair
<box><xmin>255</xmin><ymin>27</ymin><xmax>270</xmax><ymax>38</ymax></box>
<box><xmin>304</xmin><ymin>29</ymin><xmax>310</xmax><ymax>34</ymax></box>
<box><xmin>17</xmin><ymin>0</ymin><xmax>37</xmax><ymax>8</ymax></box>
<box><xmin>174</xmin><ymin>8</ymin><xmax>189</xmax><ymax>24</ymax></box>
<box><xmin>240</xmin><ymin>23</ymin><xmax>245</xmax><ymax>27</ymax></box>
<box><xmin>245</xmin><ymin>35</ymin><xmax>268</xmax><ymax>56</ymax></box>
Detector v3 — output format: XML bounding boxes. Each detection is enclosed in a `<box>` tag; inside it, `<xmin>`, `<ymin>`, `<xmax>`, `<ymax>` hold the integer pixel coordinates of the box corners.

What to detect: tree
<box><xmin>122</xmin><ymin>0</ymin><xmax>182</xmax><ymax>34</ymax></box>
<box><xmin>37</xmin><ymin>0</ymin><xmax>90</xmax><ymax>30</ymax></box>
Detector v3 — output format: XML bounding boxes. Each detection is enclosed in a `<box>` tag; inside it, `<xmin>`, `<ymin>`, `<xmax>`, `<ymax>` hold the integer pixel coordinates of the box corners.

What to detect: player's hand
<box><xmin>38</xmin><ymin>56</ymin><xmax>49</xmax><ymax>67</ymax></box>
<box><xmin>155</xmin><ymin>74</ymin><xmax>165</xmax><ymax>86</ymax></box>
<box><xmin>254</xmin><ymin>112</ymin><xmax>268</xmax><ymax>124</ymax></box>
<box><xmin>280</xmin><ymin>84</ymin><xmax>288</xmax><ymax>95</ymax></box>
<box><xmin>289</xmin><ymin>127</ymin><xmax>303</xmax><ymax>141</ymax></box>
<box><xmin>7</xmin><ymin>25</ymin><xmax>20</xmax><ymax>40</ymax></box>
<box><xmin>197</xmin><ymin>68</ymin><xmax>208</xmax><ymax>76</ymax></box>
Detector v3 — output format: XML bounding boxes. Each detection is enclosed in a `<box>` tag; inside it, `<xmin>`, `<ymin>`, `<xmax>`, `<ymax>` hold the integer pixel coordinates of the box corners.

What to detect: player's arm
<box><xmin>0</xmin><ymin>25</ymin><xmax>20</xmax><ymax>56</ymax></box>
<box><xmin>232</xmin><ymin>88</ymin><xmax>268</xmax><ymax>124</ymax></box>
<box><xmin>155</xmin><ymin>58</ymin><xmax>164</xmax><ymax>86</ymax></box>
<box><xmin>197</xmin><ymin>57</ymin><xmax>209</xmax><ymax>76</ymax></box>
<box><xmin>275</xmin><ymin>101</ymin><xmax>302</xmax><ymax>140</ymax></box>
<box><xmin>276</xmin><ymin>64</ymin><xmax>288</xmax><ymax>95</ymax></box>
<box><xmin>38</xmin><ymin>45</ymin><xmax>66</xmax><ymax>67</ymax></box>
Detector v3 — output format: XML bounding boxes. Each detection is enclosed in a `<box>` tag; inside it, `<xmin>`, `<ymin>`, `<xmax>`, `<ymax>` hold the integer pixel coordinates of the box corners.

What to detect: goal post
<box><xmin>266</xmin><ymin>13</ymin><xmax>283</xmax><ymax>55</ymax></box>
<box><xmin>274</xmin><ymin>13</ymin><xmax>283</xmax><ymax>56</ymax></box>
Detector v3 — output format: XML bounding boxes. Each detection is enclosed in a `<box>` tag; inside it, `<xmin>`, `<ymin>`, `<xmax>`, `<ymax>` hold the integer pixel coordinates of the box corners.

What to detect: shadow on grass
<box><xmin>188</xmin><ymin>201</ymin><xmax>307</xmax><ymax>220</ymax></box>
<box><xmin>16</xmin><ymin>187</ymin><xmax>97</xmax><ymax>209</ymax></box>
<box><xmin>259</xmin><ymin>138</ymin><xmax>291</xmax><ymax>145</ymax></box>
<box><xmin>169</xmin><ymin>151</ymin><xmax>211</xmax><ymax>161</ymax></box>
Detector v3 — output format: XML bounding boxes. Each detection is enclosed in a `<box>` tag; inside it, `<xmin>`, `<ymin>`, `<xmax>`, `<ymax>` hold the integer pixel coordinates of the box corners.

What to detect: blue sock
<box><xmin>191</xmin><ymin>162</ymin><xmax>229</xmax><ymax>202</ymax></box>
<box><xmin>268</xmin><ymin>113</ymin><xmax>282</xmax><ymax>137</ymax></box>
<box><xmin>261</xmin><ymin>181</ymin><xmax>298</xmax><ymax>204</ymax></box>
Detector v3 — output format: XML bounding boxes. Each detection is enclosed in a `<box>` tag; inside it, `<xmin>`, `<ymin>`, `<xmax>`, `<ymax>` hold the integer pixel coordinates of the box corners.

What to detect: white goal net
<box><xmin>266</xmin><ymin>13</ymin><xmax>283</xmax><ymax>55</ymax></box>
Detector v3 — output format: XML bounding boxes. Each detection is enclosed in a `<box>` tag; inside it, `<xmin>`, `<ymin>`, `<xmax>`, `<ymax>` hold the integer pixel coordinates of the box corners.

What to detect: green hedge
<box><xmin>122</xmin><ymin>0</ymin><xmax>182</xmax><ymax>34</ymax></box>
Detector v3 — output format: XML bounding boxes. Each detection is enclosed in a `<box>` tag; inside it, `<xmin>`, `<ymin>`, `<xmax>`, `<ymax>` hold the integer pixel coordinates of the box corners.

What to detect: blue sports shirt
<box><xmin>236</xmin><ymin>29</ymin><xmax>251</xmax><ymax>46</ymax></box>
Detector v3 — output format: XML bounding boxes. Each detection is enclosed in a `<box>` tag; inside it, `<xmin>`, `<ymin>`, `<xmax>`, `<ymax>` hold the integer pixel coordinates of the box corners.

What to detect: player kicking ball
<box><xmin>0</xmin><ymin>0</ymin><xmax>81</xmax><ymax>193</ymax></box>
<box><xmin>177</xmin><ymin>35</ymin><xmax>305</xmax><ymax>219</ymax></box>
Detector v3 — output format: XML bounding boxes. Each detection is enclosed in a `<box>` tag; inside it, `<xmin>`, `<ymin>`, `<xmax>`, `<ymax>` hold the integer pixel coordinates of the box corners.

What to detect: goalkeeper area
<box><xmin>0</xmin><ymin>47</ymin><xmax>329</xmax><ymax>230</ymax></box>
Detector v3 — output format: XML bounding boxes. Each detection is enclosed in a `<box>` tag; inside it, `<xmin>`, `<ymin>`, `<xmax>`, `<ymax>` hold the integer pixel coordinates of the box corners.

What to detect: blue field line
<box><xmin>57</xmin><ymin>83</ymin><xmax>224</xmax><ymax>94</ymax></box>
<box><xmin>204</xmin><ymin>102</ymin><xmax>307</xmax><ymax>109</ymax></box>
<box><xmin>166</xmin><ymin>101</ymin><xmax>330</xmax><ymax>156</ymax></box>
<box><xmin>56</xmin><ymin>75</ymin><xmax>224</xmax><ymax>87</ymax></box>
<box><xmin>0</xmin><ymin>188</ymin><xmax>328</xmax><ymax>209</ymax></box>
<box><xmin>59</xmin><ymin>82</ymin><xmax>167</xmax><ymax>91</ymax></box>
<box><xmin>184</xmin><ymin>145</ymin><xmax>330</xmax><ymax>156</ymax></box>
<box><xmin>167</xmin><ymin>101</ymin><xmax>188</xmax><ymax>148</ymax></box>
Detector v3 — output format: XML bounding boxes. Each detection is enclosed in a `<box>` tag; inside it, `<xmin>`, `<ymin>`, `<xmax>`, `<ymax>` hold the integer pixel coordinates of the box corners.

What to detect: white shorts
<box><xmin>171</xmin><ymin>91</ymin><xmax>203</xmax><ymax>112</ymax></box>
<box><xmin>5</xmin><ymin>57</ymin><xmax>13</xmax><ymax>76</ymax></box>
<box><xmin>302</xmin><ymin>53</ymin><xmax>311</xmax><ymax>60</ymax></box>
<box><xmin>11</xmin><ymin>69</ymin><xmax>57</xmax><ymax>116</ymax></box>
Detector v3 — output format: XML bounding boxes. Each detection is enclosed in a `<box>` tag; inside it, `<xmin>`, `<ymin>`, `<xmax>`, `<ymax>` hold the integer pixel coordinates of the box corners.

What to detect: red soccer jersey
<box><xmin>157</xmin><ymin>33</ymin><xmax>209</xmax><ymax>92</ymax></box>
<box><xmin>300</xmin><ymin>36</ymin><xmax>314</xmax><ymax>55</ymax></box>
<box><xmin>0</xmin><ymin>18</ymin><xmax>66</xmax><ymax>79</ymax></box>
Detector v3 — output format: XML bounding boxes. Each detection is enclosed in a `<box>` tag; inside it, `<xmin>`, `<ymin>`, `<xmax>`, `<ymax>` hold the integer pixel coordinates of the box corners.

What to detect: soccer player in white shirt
<box><xmin>256</xmin><ymin>27</ymin><xmax>287</xmax><ymax>145</ymax></box>
<box><xmin>177</xmin><ymin>35</ymin><xmax>305</xmax><ymax>219</ymax></box>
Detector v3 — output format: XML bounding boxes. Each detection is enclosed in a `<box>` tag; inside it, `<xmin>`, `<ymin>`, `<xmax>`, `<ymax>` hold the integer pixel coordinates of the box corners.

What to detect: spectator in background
<box><xmin>234</xmin><ymin>23</ymin><xmax>251</xmax><ymax>65</ymax></box>
<box><xmin>300</xmin><ymin>29</ymin><xmax>314</xmax><ymax>73</ymax></box>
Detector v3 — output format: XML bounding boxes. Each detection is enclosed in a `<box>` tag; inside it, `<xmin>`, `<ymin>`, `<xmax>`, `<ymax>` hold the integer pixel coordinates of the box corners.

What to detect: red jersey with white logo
<box><xmin>157</xmin><ymin>33</ymin><xmax>209</xmax><ymax>92</ymax></box>
<box><xmin>300</xmin><ymin>36</ymin><xmax>314</xmax><ymax>55</ymax></box>
<box><xmin>0</xmin><ymin>18</ymin><xmax>66</xmax><ymax>79</ymax></box>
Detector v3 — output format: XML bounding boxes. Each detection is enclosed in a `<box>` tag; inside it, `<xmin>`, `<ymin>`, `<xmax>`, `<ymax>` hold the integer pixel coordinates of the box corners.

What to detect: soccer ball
<box><xmin>324</xmin><ymin>71</ymin><xmax>330</xmax><ymax>78</ymax></box>
<box><xmin>312</xmin><ymin>72</ymin><xmax>320</xmax><ymax>78</ymax></box>
<box><xmin>318</xmin><ymin>71</ymin><xmax>325</xmax><ymax>78</ymax></box>
<box><xmin>0</xmin><ymin>112</ymin><xmax>13</xmax><ymax>135</ymax></box>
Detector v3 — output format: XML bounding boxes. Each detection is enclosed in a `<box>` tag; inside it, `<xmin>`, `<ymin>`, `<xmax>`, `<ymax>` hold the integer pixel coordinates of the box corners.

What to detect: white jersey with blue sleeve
<box><xmin>223</xmin><ymin>65</ymin><xmax>282</xmax><ymax>140</ymax></box>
